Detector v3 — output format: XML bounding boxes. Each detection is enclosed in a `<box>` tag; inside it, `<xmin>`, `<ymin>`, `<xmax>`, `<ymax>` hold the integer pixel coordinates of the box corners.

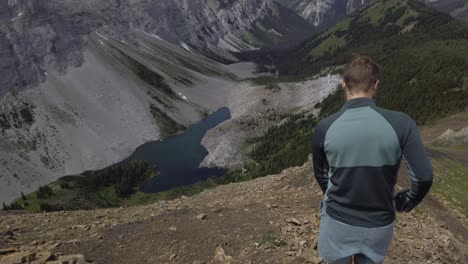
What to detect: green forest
<box><xmin>3</xmin><ymin>160</ymin><xmax>157</xmax><ymax>212</ymax></box>
<box><xmin>248</xmin><ymin>112</ymin><xmax>317</xmax><ymax>176</ymax></box>
<box><xmin>279</xmin><ymin>0</ymin><xmax>468</xmax><ymax>125</ymax></box>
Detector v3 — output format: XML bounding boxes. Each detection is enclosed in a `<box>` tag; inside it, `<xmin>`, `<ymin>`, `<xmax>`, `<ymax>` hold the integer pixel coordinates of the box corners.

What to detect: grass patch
<box><xmin>106</xmin><ymin>43</ymin><xmax>177</xmax><ymax>98</ymax></box>
<box><xmin>308</xmin><ymin>34</ymin><xmax>347</xmax><ymax>58</ymax></box>
<box><xmin>258</xmin><ymin>232</ymin><xmax>287</xmax><ymax>247</ymax></box>
<box><xmin>243</xmin><ymin>32</ymin><xmax>264</xmax><ymax>47</ymax></box>
<box><xmin>150</xmin><ymin>104</ymin><xmax>186</xmax><ymax>138</ymax></box>
<box><xmin>249</xmin><ymin>77</ymin><xmax>279</xmax><ymax>86</ymax></box>
<box><xmin>139</xmin><ymin>36</ymin><xmax>237</xmax><ymax>79</ymax></box>
<box><xmin>431</xmin><ymin>158</ymin><xmax>468</xmax><ymax>217</ymax></box>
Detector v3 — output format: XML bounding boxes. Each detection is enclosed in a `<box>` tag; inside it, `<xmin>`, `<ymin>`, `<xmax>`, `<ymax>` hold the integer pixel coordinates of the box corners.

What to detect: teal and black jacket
<box><xmin>312</xmin><ymin>97</ymin><xmax>433</xmax><ymax>227</ymax></box>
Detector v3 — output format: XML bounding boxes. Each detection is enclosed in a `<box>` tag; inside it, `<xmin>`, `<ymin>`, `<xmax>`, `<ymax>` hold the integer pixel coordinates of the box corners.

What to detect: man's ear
<box><xmin>342</xmin><ymin>80</ymin><xmax>352</xmax><ymax>97</ymax></box>
<box><xmin>373</xmin><ymin>80</ymin><xmax>380</xmax><ymax>91</ymax></box>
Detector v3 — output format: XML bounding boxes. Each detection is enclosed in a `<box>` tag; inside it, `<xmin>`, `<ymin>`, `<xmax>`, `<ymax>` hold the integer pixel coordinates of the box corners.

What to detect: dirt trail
<box><xmin>1</xmin><ymin>161</ymin><xmax>466</xmax><ymax>263</ymax></box>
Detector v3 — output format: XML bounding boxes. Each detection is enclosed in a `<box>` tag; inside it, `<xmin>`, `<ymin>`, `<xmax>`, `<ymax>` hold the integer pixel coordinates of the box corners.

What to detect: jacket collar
<box><xmin>341</xmin><ymin>97</ymin><xmax>376</xmax><ymax>110</ymax></box>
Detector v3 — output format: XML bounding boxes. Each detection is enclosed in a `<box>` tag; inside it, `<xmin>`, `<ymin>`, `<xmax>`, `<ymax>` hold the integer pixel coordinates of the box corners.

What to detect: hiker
<box><xmin>312</xmin><ymin>56</ymin><xmax>433</xmax><ymax>264</ymax></box>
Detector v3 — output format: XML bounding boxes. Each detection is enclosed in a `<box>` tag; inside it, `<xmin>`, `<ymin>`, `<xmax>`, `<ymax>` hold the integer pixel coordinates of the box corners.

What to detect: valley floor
<box><xmin>1</xmin><ymin>160</ymin><xmax>467</xmax><ymax>264</ymax></box>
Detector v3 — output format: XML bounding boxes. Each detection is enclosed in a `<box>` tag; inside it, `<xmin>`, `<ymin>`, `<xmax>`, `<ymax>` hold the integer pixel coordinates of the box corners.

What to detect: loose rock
<box><xmin>212</xmin><ymin>245</ymin><xmax>232</xmax><ymax>263</ymax></box>
<box><xmin>197</xmin><ymin>214</ymin><xmax>207</xmax><ymax>220</ymax></box>
<box><xmin>286</xmin><ymin>217</ymin><xmax>302</xmax><ymax>226</ymax></box>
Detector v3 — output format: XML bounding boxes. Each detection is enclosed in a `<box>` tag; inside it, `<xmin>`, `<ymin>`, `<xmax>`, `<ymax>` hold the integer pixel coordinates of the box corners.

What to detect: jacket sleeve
<box><xmin>312</xmin><ymin>124</ymin><xmax>329</xmax><ymax>193</ymax></box>
<box><xmin>402</xmin><ymin>118</ymin><xmax>433</xmax><ymax>204</ymax></box>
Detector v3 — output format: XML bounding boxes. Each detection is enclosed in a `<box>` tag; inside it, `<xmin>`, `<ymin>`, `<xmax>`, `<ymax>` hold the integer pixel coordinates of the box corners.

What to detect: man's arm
<box><xmin>312</xmin><ymin>125</ymin><xmax>329</xmax><ymax>193</ymax></box>
<box><xmin>395</xmin><ymin>118</ymin><xmax>433</xmax><ymax>212</ymax></box>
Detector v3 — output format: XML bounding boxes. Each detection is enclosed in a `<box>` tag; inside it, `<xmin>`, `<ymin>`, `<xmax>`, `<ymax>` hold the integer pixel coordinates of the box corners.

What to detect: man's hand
<box><xmin>394</xmin><ymin>190</ymin><xmax>416</xmax><ymax>212</ymax></box>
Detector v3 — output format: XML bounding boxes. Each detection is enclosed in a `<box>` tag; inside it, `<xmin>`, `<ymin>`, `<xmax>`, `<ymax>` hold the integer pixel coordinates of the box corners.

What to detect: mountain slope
<box><xmin>0</xmin><ymin>34</ymin><xmax>240</xmax><ymax>205</ymax></box>
<box><xmin>278</xmin><ymin>0</ymin><xmax>468</xmax><ymax>125</ymax></box>
<box><xmin>0</xmin><ymin>0</ymin><xmax>290</xmax><ymax>95</ymax></box>
<box><xmin>275</xmin><ymin>0</ymin><xmax>468</xmax><ymax>27</ymax></box>
<box><xmin>0</xmin><ymin>0</ymin><xmax>316</xmax><ymax>96</ymax></box>
<box><xmin>242</xmin><ymin>2</ymin><xmax>316</xmax><ymax>48</ymax></box>
<box><xmin>0</xmin><ymin>160</ymin><xmax>466</xmax><ymax>263</ymax></box>
<box><xmin>0</xmin><ymin>0</ymin><xmax>319</xmax><ymax>205</ymax></box>
<box><xmin>0</xmin><ymin>0</ymin><xmax>318</xmax><ymax>206</ymax></box>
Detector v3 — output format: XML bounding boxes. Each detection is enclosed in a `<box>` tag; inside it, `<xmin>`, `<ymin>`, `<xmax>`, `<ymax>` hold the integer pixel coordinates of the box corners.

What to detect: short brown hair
<box><xmin>343</xmin><ymin>55</ymin><xmax>380</xmax><ymax>93</ymax></box>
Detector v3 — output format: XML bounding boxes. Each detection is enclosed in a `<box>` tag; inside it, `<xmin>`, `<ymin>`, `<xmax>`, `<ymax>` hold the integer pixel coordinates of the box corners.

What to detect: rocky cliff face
<box><xmin>0</xmin><ymin>0</ymin><xmax>276</xmax><ymax>96</ymax></box>
<box><xmin>275</xmin><ymin>0</ymin><xmax>373</xmax><ymax>27</ymax></box>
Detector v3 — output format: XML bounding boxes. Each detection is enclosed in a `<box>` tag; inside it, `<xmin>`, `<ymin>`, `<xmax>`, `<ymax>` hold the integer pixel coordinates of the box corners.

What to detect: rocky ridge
<box><xmin>0</xmin><ymin>160</ymin><xmax>466</xmax><ymax>263</ymax></box>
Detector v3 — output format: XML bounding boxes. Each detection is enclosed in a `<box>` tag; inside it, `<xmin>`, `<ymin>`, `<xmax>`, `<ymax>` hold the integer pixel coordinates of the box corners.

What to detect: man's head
<box><xmin>342</xmin><ymin>55</ymin><xmax>380</xmax><ymax>99</ymax></box>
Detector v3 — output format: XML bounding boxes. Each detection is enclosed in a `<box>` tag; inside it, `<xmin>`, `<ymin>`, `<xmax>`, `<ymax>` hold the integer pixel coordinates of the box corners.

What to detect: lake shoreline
<box><xmin>2</xmin><ymin>108</ymin><xmax>232</xmax><ymax>212</ymax></box>
<box><xmin>126</xmin><ymin>107</ymin><xmax>232</xmax><ymax>193</ymax></box>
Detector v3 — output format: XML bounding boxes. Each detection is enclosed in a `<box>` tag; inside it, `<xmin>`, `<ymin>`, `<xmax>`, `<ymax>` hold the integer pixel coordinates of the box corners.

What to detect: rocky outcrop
<box><xmin>0</xmin><ymin>0</ymin><xmax>88</xmax><ymax>96</ymax></box>
<box><xmin>432</xmin><ymin>127</ymin><xmax>468</xmax><ymax>146</ymax></box>
<box><xmin>275</xmin><ymin>0</ymin><xmax>373</xmax><ymax>27</ymax></box>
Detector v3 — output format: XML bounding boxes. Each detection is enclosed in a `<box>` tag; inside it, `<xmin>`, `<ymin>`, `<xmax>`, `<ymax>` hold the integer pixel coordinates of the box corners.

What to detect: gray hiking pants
<box><xmin>318</xmin><ymin>210</ymin><xmax>394</xmax><ymax>264</ymax></box>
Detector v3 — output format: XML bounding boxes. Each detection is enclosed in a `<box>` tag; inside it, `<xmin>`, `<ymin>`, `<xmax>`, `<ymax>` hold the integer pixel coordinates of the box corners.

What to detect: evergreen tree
<box><xmin>36</xmin><ymin>185</ymin><xmax>53</xmax><ymax>199</ymax></box>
